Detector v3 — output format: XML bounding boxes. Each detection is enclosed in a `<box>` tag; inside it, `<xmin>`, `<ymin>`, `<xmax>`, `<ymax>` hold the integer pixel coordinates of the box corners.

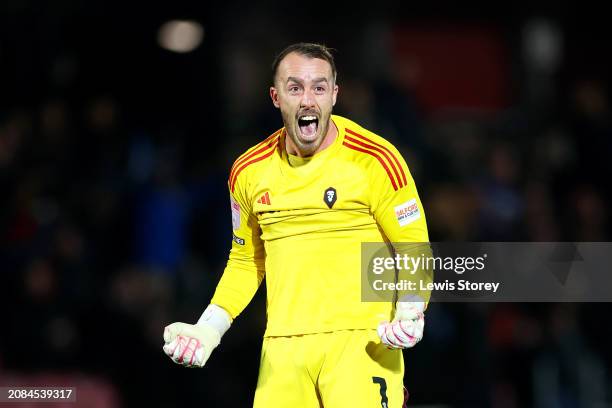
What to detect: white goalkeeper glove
<box><xmin>162</xmin><ymin>304</ymin><xmax>231</xmax><ymax>367</ymax></box>
<box><xmin>377</xmin><ymin>298</ymin><xmax>425</xmax><ymax>349</ymax></box>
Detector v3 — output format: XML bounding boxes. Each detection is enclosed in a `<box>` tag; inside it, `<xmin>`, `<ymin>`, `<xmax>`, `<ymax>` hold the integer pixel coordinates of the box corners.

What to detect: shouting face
<box><xmin>270</xmin><ymin>52</ymin><xmax>338</xmax><ymax>157</ymax></box>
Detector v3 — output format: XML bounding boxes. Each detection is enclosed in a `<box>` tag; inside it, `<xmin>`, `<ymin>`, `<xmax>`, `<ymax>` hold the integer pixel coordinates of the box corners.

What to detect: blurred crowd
<box><xmin>0</xmin><ymin>93</ymin><xmax>265</xmax><ymax>405</ymax></box>
<box><xmin>1</xmin><ymin>5</ymin><xmax>612</xmax><ymax>407</ymax></box>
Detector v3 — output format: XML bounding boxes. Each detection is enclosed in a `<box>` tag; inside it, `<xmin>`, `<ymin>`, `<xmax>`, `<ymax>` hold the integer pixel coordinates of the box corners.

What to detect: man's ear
<box><xmin>270</xmin><ymin>87</ymin><xmax>280</xmax><ymax>108</ymax></box>
<box><xmin>332</xmin><ymin>84</ymin><xmax>339</xmax><ymax>106</ymax></box>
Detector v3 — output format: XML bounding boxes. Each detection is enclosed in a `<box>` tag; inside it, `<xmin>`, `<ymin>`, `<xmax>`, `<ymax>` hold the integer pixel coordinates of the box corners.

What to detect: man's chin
<box><xmin>292</xmin><ymin>137</ymin><xmax>321</xmax><ymax>156</ymax></box>
<box><xmin>297</xmin><ymin>133</ymin><xmax>320</xmax><ymax>145</ymax></box>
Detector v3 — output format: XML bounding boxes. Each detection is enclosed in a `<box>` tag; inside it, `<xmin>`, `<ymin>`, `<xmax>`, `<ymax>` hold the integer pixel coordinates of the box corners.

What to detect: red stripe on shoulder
<box><xmin>344</xmin><ymin>134</ymin><xmax>403</xmax><ymax>189</ymax></box>
<box><xmin>230</xmin><ymin>136</ymin><xmax>279</xmax><ymax>193</ymax></box>
<box><xmin>345</xmin><ymin>128</ymin><xmax>407</xmax><ymax>186</ymax></box>
<box><xmin>229</xmin><ymin>129</ymin><xmax>283</xmax><ymax>183</ymax></box>
<box><xmin>342</xmin><ymin>140</ymin><xmax>399</xmax><ymax>191</ymax></box>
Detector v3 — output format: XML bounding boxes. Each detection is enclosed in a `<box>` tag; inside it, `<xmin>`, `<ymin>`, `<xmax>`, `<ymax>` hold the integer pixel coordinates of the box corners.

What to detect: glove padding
<box><xmin>377</xmin><ymin>300</ymin><xmax>425</xmax><ymax>349</ymax></box>
<box><xmin>163</xmin><ymin>322</ymin><xmax>220</xmax><ymax>367</ymax></box>
<box><xmin>162</xmin><ymin>304</ymin><xmax>231</xmax><ymax>368</ymax></box>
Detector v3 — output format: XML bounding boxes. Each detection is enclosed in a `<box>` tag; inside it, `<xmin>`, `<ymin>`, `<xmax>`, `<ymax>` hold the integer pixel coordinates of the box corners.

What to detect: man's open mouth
<box><xmin>298</xmin><ymin>115</ymin><xmax>319</xmax><ymax>138</ymax></box>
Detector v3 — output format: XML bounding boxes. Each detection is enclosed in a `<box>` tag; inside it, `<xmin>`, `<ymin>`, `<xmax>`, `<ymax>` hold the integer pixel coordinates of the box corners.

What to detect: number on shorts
<box><xmin>372</xmin><ymin>377</ymin><xmax>388</xmax><ymax>408</ymax></box>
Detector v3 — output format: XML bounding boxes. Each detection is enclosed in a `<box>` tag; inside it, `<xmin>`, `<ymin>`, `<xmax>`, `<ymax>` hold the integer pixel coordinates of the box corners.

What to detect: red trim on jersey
<box><xmin>345</xmin><ymin>128</ymin><xmax>408</xmax><ymax>186</ymax></box>
<box><xmin>229</xmin><ymin>129</ymin><xmax>281</xmax><ymax>179</ymax></box>
<box><xmin>229</xmin><ymin>129</ymin><xmax>282</xmax><ymax>186</ymax></box>
<box><xmin>344</xmin><ymin>134</ymin><xmax>404</xmax><ymax>189</ymax></box>
<box><xmin>342</xmin><ymin>141</ymin><xmax>399</xmax><ymax>191</ymax></box>
<box><xmin>230</xmin><ymin>139</ymin><xmax>279</xmax><ymax>192</ymax></box>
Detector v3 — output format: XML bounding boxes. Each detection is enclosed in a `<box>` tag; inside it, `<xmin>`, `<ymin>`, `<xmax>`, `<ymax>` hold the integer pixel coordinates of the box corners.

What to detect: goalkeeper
<box><xmin>163</xmin><ymin>42</ymin><xmax>432</xmax><ymax>408</ymax></box>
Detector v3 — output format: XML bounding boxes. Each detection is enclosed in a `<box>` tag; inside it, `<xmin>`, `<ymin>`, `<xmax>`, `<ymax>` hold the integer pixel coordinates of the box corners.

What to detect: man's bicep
<box><xmin>372</xmin><ymin>160</ymin><xmax>429</xmax><ymax>243</ymax></box>
<box><xmin>372</xmin><ymin>165</ymin><xmax>432</xmax><ymax>305</ymax></box>
<box><xmin>376</xmin><ymin>193</ymin><xmax>428</xmax><ymax>242</ymax></box>
<box><xmin>227</xmin><ymin>204</ymin><xmax>266</xmax><ymax>278</ymax></box>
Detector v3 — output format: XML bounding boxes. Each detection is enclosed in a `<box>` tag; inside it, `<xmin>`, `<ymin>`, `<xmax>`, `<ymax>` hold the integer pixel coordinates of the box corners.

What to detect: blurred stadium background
<box><xmin>1</xmin><ymin>1</ymin><xmax>611</xmax><ymax>407</ymax></box>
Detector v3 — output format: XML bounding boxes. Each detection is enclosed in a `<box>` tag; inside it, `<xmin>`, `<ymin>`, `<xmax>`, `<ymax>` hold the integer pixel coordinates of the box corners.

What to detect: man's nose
<box><xmin>300</xmin><ymin>89</ymin><xmax>315</xmax><ymax>108</ymax></box>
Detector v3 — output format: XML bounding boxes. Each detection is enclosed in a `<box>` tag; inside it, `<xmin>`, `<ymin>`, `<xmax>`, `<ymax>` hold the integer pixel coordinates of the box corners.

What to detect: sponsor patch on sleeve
<box><xmin>232</xmin><ymin>233</ymin><xmax>245</xmax><ymax>245</ymax></box>
<box><xmin>394</xmin><ymin>198</ymin><xmax>421</xmax><ymax>227</ymax></box>
<box><xmin>231</xmin><ymin>198</ymin><xmax>240</xmax><ymax>230</ymax></box>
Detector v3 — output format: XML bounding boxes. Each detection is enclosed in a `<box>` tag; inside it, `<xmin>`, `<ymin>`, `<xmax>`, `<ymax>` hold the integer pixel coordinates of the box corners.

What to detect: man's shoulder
<box><xmin>335</xmin><ymin>115</ymin><xmax>408</xmax><ymax>191</ymax></box>
<box><xmin>334</xmin><ymin>115</ymin><xmax>398</xmax><ymax>152</ymax></box>
<box><xmin>228</xmin><ymin>128</ymin><xmax>283</xmax><ymax>193</ymax></box>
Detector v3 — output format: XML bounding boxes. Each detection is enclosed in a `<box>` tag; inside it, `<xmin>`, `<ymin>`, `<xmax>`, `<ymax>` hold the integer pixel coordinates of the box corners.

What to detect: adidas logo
<box><xmin>257</xmin><ymin>192</ymin><xmax>271</xmax><ymax>205</ymax></box>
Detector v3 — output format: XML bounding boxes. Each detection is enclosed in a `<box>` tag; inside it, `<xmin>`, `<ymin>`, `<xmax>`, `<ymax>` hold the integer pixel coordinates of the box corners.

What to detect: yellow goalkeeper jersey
<box><xmin>211</xmin><ymin>115</ymin><xmax>429</xmax><ymax>337</ymax></box>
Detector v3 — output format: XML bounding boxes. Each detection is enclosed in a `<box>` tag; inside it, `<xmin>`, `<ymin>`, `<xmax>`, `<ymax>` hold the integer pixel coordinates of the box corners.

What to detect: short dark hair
<box><xmin>272</xmin><ymin>42</ymin><xmax>337</xmax><ymax>85</ymax></box>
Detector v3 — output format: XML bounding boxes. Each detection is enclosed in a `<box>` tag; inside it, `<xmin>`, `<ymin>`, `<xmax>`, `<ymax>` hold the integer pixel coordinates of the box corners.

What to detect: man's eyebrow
<box><xmin>286</xmin><ymin>76</ymin><xmax>329</xmax><ymax>84</ymax></box>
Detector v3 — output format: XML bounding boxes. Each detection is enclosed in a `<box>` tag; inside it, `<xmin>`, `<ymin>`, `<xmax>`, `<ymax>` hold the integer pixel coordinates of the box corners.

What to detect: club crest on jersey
<box><xmin>324</xmin><ymin>187</ymin><xmax>337</xmax><ymax>209</ymax></box>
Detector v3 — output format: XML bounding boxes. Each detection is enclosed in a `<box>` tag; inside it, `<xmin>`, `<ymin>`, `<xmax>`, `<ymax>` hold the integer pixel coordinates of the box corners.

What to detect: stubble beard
<box><xmin>282</xmin><ymin>109</ymin><xmax>331</xmax><ymax>157</ymax></box>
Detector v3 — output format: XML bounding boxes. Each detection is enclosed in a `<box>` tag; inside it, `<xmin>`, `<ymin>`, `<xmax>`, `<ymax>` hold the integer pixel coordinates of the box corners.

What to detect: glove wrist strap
<box><xmin>197</xmin><ymin>304</ymin><xmax>232</xmax><ymax>337</ymax></box>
